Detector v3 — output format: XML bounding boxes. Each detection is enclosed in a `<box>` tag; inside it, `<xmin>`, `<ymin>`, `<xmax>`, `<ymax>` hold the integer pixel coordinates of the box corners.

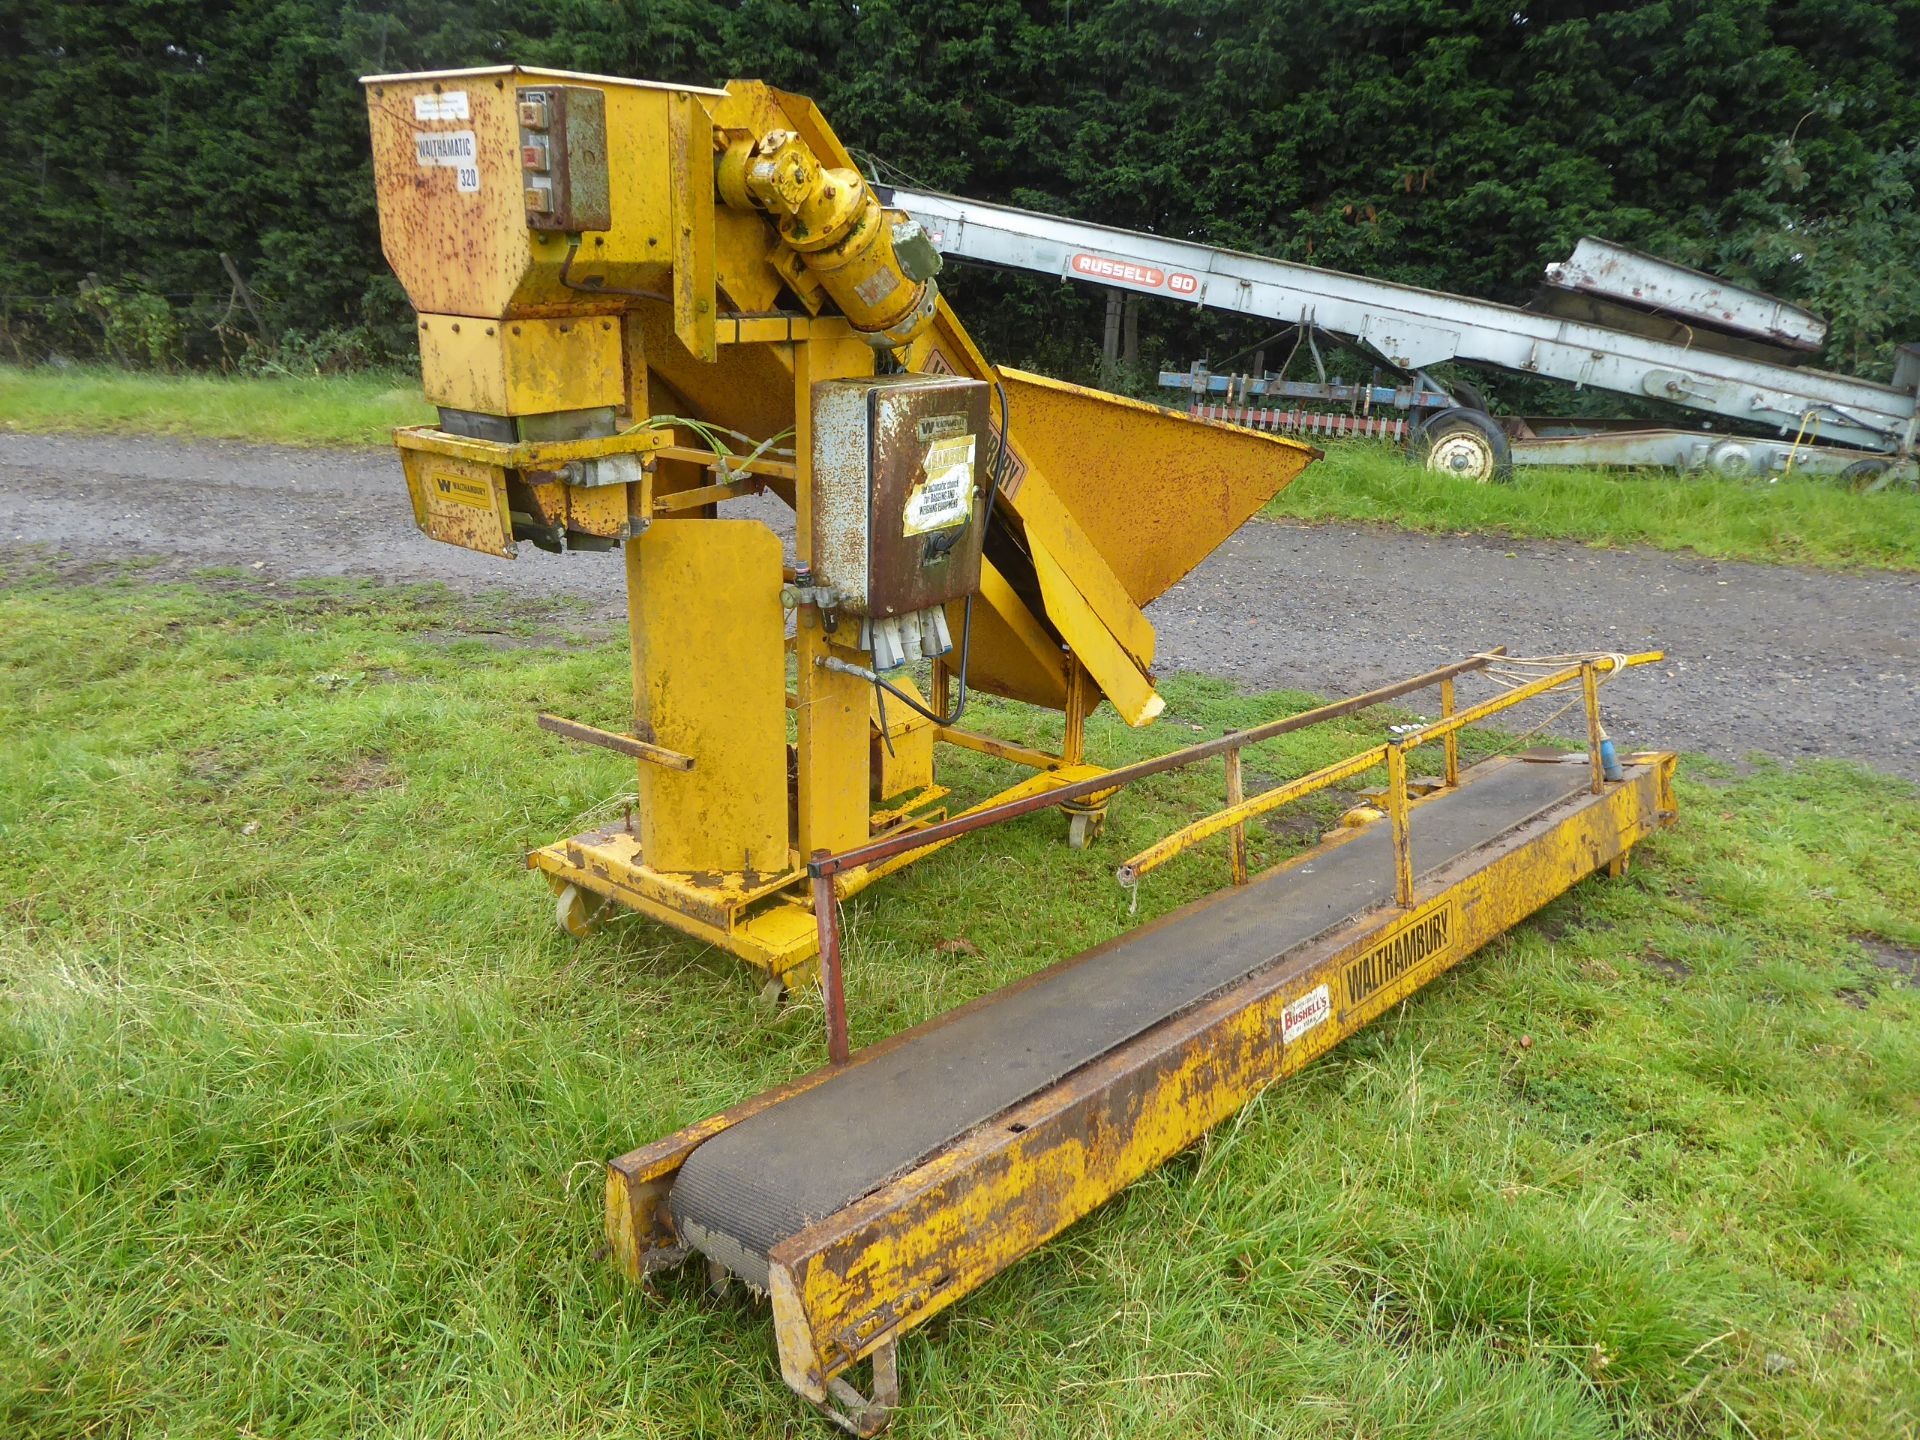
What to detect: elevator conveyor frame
<box><xmin>607</xmin><ymin>653</ymin><xmax>1677</xmax><ymax>1433</ymax></box>
<box><xmin>890</xmin><ymin>186</ymin><xmax>1920</xmax><ymax>486</ymax></box>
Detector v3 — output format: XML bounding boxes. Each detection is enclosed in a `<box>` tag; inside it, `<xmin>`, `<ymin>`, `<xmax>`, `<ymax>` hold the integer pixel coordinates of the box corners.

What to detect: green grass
<box><xmin>2</xmin><ymin>566</ymin><xmax>1916</xmax><ymax>1438</ymax></box>
<box><xmin>1270</xmin><ymin>440</ymin><xmax>1920</xmax><ymax>571</ymax></box>
<box><xmin>6</xmin><ymin>362</ymin><xmax>1919</xmax><ymax>570</ymax></box>
<box><xmin>0</xmin><ymin>363</ymin><xmax>431</xmax><ymax>447</ymax></box>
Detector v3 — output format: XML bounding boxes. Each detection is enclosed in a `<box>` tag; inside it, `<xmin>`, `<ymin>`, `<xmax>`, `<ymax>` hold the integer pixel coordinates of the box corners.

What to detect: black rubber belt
<box><xmin>673</xmin><ymin>760</ymin><xmax>1589</xmax><ymax>1285</ymax></box>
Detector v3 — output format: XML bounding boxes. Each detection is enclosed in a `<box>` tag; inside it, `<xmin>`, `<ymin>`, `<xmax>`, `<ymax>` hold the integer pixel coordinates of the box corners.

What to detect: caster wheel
<box><xmin>555</xmin><ymin>882</ymin><xmax>609</xmax><ymax>939</ymax></box>
<box><xmin>1067</xmin><ymin>809</ymin><xmax>1106</xmax><ymax>849</ymax></box>
<box><xmin>751</xmin><ymin>974</ymin><xmax>788</xmax><ymax>1020</ymax></box>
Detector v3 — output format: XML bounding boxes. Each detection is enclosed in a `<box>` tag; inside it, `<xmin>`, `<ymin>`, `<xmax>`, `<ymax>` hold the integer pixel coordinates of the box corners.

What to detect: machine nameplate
<box><xmin>426</xmin><ymin>466</ymin><xmax>493</xmax><ymax>509</ymax></box>
<box><xmin>1344</xmin><ymin>901</ymin><xmax>1456</xmax><ymax>1006</ymax></box>
<box><xmin>413</xmin><ymin>130</ymin><xmax>480</xmax><ymax>192</ymax></box>
<box><xmin>413</xmin><ymin>91</ymin><xmax>469</xmax><ymax>121</ymax></box>
<box><xmin>414</xmin><ymin>129</ymin><xmax>477</xmax><ymax>167</ymax></box>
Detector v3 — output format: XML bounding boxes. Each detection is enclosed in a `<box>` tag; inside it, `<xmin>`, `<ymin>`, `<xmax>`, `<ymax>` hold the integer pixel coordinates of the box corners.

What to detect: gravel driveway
<box><xmin>4</xmin><ymin>431</ymin><xmax>1915</xmax><ymax>777</ymax></box>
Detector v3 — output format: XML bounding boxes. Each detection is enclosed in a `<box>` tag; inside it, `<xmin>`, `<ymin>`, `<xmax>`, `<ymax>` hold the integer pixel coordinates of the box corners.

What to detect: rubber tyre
<box><xmin>1840</xmin><ymin>458</ymin><xmax>1914</xmax><ymax>493</ymax></box>
<box><xmin>1415</xmin><ymin>407</ymin><xmax>1513</xmax><ymax>484</ymax></box>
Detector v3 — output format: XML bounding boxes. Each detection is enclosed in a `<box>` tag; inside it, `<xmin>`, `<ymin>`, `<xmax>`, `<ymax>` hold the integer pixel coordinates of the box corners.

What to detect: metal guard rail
<box><xmin>1116</xmin><ymin>650</ymin><xmax>1662</xmax><ymax>892</ymax></box>
<box><xmin>803</xmin><ymin>648</ymin><xmax>1660</xmax><ymax>1063</ymax></box>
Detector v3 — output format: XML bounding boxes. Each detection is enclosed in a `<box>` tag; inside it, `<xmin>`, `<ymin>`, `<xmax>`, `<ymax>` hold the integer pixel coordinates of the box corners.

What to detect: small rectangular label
<box><xmin>414</xmin><ymin>129</ymin><xmax>477</xmax><ymax>168</ymax></box>
<box><xmin>1281</xmin><ymin>984</ymin><xmax>1330</xmax><ymax>1044</ymax></box>
<box><xmin>427</xmin><ymin>467</ymin><xmax>493</xmax><ymax>510</ymax></box>
<box><xmin>854</xmin><ymin>264</ymin><xmax>900</xmax><ymax>308</ymax></box>
<box><xmin>455</xmin><ymin>163</ymin><xmax>480</xmax><ymax>194</ymax></box>
<box><xmin>918</xmin><ymin>412</ymin><xmax>967</xmax><ymax>441</ymax></box>
<box><xmin>413</xmin><ymin>91</ymin><xmax>470</xmax><ymax>121</ymax></box>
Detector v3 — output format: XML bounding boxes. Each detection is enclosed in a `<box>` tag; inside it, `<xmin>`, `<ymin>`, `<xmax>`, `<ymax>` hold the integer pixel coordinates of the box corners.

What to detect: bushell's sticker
<box><xmin>903</xmin><ymin>435</ymin><xmax>976</xmax><ymax>535</ymax></box>
<box><xmin>1280</xmin><ymin>983</ymin><xmax>1330</xmax><ymax>1044</ymax></box>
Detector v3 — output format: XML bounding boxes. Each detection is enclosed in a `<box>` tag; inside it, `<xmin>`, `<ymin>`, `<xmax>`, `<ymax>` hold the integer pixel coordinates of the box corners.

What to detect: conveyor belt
<box><xmin>672</xmin><ymin>758</ymin><xmax>1589</xmax><ymax>1284</ymax></box>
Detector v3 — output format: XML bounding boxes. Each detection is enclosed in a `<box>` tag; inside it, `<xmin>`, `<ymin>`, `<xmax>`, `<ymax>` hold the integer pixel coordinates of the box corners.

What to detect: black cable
<box><xmin>858</xmin><ymin>377</ymin><xmax>1009</xmax><ymax>730</ymax></box>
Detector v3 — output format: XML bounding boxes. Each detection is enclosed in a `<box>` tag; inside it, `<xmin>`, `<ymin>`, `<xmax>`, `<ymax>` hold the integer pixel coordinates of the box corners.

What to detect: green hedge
<box><xmin>4</xmin><ymin>0</ymin><xmax>1917</xmax><ymax>386</ymax></box>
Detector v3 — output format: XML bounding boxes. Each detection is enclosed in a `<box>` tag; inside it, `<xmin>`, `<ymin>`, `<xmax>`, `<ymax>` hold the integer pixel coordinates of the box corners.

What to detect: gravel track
<box><xmin>4</xmin><ymin>432</ymin><xmax>1915</xmax><ymax>777</ymax></box>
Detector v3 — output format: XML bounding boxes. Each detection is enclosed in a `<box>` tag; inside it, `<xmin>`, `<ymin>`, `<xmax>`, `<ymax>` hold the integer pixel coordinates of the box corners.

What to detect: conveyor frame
<box><xmin>606</xmin><ymin>656</ymin><xmax>1679</xmax><ymax>1432</ymax></box>
<box><xmin>891</xmin><ymin>185</ymin><xmax>1920</xmax><ymax>482</ymax></box>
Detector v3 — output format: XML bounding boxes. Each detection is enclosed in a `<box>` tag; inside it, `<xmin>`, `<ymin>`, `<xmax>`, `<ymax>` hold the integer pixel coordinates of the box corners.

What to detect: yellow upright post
<box><xmin>791</xmin><ymin>334</ymin><xmax>878</xmax><ymax>861</ymax></box>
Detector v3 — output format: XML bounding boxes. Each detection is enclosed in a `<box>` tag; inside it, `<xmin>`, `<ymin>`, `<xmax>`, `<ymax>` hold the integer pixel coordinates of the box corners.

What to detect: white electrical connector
<box><xmin>921</xmin><ymin>606</ymin><xmax>952</xmax><ymax>658</ymax></box>
<box><xmin>859</xmin><ymin>605</ymin><xmax>953</xmax><ymax>671</ymax></box>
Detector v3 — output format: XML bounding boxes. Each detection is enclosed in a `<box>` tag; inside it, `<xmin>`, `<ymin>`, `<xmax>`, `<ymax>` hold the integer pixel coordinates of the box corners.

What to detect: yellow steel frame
<box><xmin>362</xmin><ymin>64</ymin><xmax>1316</xmax><ymax>982</ymax></box>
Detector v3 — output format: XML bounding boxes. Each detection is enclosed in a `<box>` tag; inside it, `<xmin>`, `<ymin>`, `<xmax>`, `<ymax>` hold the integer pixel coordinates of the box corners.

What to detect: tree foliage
<box><xmin>3</xmin><ymin>0</ymin><xmax>1917</xmax><ymax>381</ymax></box>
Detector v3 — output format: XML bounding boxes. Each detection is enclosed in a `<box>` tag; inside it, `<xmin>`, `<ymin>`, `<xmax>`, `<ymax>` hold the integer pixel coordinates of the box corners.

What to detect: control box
<box><xmin>516</xmin><ymin>84</ymin><xmax>611</xmax><ymax>232</ymax></box>
<box><xmin>810</xmin><ymin>375</ymin><xmax>992</xmax><ymax>619</ymax></box>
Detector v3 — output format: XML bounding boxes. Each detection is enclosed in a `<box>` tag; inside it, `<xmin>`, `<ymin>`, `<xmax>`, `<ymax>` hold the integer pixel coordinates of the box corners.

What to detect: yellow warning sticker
<box><xmin>903</xmin><ymin>435</ymin><xmax>976</xmax><ymax>535</ymax></box>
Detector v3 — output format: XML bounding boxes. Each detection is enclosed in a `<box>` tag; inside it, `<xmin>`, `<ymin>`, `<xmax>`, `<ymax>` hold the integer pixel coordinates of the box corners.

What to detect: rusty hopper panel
<box><xmin>998</xmin><ymin>369</ymin><xmax>1318</xmax><ymax>609</ymax></box>
<box><xmin>1543</xmin><ymin>237</ymin><xmax>1828</xmax><ymax>352</ymax></box>
<box><xmin>362</xmin><ymin>66</ymin><xmax>710</xmax><ymax>319</ymax></box>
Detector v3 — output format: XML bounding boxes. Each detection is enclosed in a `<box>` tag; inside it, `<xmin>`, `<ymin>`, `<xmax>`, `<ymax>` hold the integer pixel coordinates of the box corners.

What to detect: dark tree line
<box><xmin>3</xmin><ymin>0</ymin><xmax>1917</xmax><ymax>386</ymax></box>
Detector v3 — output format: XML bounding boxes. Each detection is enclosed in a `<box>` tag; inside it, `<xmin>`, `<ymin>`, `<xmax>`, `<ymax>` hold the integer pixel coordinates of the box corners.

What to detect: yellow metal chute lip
<box><xmin>997</xmin><ymin>365</ymin><xmax>1321</xmax><ymax>455</ymax></box>
<box><xmin>996</xmin><ymin>365</ymin><xmax>1321</xmax><ymax>616</ymax></box>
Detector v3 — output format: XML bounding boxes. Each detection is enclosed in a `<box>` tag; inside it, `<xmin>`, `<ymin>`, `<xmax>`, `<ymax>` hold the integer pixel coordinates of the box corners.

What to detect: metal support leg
<box><xmin>812</xmin><ymin>852</ymin><xmax>850</xmax><ymax>1065</ymax></box>
<box><xmin>820</xmin><ymin>1338</ymin><xmax>900</xmax><ymax>1437</ymax></box>
<box><xmin>1225</xmin><ymin>745</ymin><xmax>1248</xmax><ymax>886</ymax></box>
<box><xmin>931</xmin><ymin>653</ymin><xmax>951</xmax><ymax>716</ymax></box>
<box><xmin>1581</xmin><ymin>662</ymin><xmax>1604</xmax><ymax>794</ymax></box>
<box><xmin>1062</xmin><ymin>663</ymin><xmax>1091</xmax><ymax>767</ymax></box>
<box><xmin>1440</xmin><ymin>676</ymin><xmax>1459</xmax><ymax>787</ymax></box>
<box><xmin>1386</xmin><ymin>743</ymin><xmax>1414</xmax><ymax>907</ymax></box>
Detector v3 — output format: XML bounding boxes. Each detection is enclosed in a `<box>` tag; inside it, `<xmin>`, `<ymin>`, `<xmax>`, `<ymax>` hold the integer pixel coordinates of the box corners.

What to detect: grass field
<box><xmin>1272</xmin><ymin>441</ymin><xmax>1920</xmax><ymax>572</ymax></box>
<box><xmin>2</xmin><ymin>565</ymin><xmax>1915</xmax><ymax>1438</ymax></box>
<box><xmin>5</xmin><ymin>362</ymin><xmax>1919</xmax><ymax>571</ymax></box>
<box><xmin>0</xmin><ymin>363</ymin><xmax>431</xmax><ymax>448</ymax></box>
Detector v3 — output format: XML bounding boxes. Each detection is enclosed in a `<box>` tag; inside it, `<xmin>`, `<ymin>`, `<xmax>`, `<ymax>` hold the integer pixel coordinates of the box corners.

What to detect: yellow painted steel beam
<box><xmin>627</xmin><ymin>520</ymin><xmax>789</xmax><ymax>873</ymax></box>
<box><xmin>933</xmin><ymin>727</ymin><xmax>1065</xmax><ymax>772</ymax></box>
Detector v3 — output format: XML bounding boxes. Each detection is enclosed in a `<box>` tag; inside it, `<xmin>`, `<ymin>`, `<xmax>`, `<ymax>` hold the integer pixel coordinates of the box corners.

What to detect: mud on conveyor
<box><xmin>670</xmin><ymin>759</ymin><xmax>1593</xmax><ymax>1286</ymax></box>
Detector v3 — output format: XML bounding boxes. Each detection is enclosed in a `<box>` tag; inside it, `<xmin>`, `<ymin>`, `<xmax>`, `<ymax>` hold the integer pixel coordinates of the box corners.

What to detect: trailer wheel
<box><xmin>1840</xmin><ymin>458</ymin><xmax>1915</xmax><ymax>493</ymax></box>
<box><xmin>1416</xmin><ymin>408</ymin><xmax>1512</xmax><ymax>483</ymax></box>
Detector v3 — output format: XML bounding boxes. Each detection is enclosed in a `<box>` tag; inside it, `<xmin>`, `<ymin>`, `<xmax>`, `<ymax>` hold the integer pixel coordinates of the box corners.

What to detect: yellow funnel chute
<box><xmin>953</xmin><ymin>366</ymin><xmax>1317</xmax><ymax>725</ymax></box>
<box><xmin>1000</xmin><ymin>369</ymin><xmax>1317</xmax><ymax>610</ymax></box>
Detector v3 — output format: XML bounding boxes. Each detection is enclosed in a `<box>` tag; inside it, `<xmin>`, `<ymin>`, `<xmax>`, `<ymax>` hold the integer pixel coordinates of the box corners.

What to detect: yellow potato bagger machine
<box><xmin>364</xmin><ymin>65</ymin><xmax>1677</xmax><ymax>1433</ymax></box>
